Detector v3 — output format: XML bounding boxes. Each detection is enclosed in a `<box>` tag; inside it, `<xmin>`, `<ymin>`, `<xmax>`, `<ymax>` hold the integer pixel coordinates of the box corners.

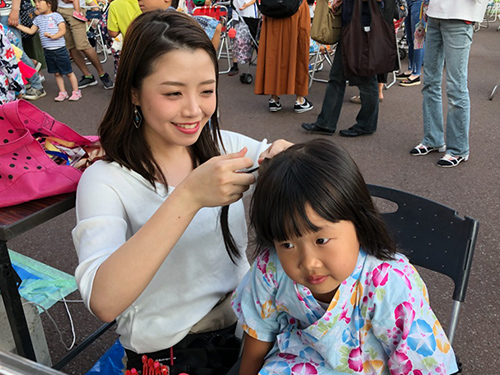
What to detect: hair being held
<box><xmin>250</xmin><ymin>139</ymin><xmax>396</xmax><ymax>260</ymax></box>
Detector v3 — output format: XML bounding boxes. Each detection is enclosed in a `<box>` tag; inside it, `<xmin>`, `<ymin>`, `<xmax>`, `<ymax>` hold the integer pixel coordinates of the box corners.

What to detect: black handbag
<box><xmin>341</xmin><ymin>0</ymin><xmax>396</xmax><ymax>78</ymax></box>
<box><xmin>19</xmin><ymin>0</ymin><xmax>36</xmax><ymax>39</ymax></box>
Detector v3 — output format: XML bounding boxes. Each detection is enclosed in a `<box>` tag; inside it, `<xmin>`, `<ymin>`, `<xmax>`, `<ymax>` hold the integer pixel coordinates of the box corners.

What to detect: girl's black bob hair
<box><xmin>249</xmin><ymin>139</ymin><xmax>396</xmax><ymax>260</ymax></box>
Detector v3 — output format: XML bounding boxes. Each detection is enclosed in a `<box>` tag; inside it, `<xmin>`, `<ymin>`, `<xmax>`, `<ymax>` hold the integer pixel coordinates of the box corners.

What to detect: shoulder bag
<box><xmin>341</xmin><ymin>0</ymin><xmax>397</xmax><ymax>78</ymax></box>
<box><xmin>257</xmin><ymin>0</ymin><xmax>303</xmax><ymax>18</ymax></box>
<box><xmin>311</xmin><ymin>0</ymin><xmax>342</xmax><ymax>45</ymax></box>
<box><xmin>19</xmin><ymin>0</ymin><xmax>36</xmax><ymax>39</ymax></box>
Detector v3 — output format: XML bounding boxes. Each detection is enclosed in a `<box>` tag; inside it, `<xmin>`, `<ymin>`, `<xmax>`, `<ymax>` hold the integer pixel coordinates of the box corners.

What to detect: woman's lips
<box><xmin>173</xmin><ymin>122</ymin><xmax>200</xmax><ymax>134</ymax></box>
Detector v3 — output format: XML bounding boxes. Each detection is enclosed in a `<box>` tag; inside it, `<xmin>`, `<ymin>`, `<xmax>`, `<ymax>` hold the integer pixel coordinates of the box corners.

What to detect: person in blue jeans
<box><xmin>397</xmin><ymin>0</ymin><xmax>425</xmax><ymax>87</ymax></box>
<box><xmin>410</xmin><ymin>0</ymin><xmax>489</xmax><ymax>168</ymax></box>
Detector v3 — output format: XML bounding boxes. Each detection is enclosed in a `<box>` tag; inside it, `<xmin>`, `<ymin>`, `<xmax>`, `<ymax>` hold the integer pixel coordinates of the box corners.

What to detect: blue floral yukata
<box><xmin>232</xmin><ymin>248</ymin><xmax>458</xmax><ymax>374</ymax></box>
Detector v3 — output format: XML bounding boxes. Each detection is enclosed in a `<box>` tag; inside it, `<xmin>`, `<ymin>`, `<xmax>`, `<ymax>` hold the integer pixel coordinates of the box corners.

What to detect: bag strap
<box><xmin>2</xmin><ymin>100</ymin><xmax>92</xmax><ymax>146</ymax></box>
<box><xmin>0</xmin><ymin>129</ymin><xmax>33</xmax><ymax>156</ymax></box>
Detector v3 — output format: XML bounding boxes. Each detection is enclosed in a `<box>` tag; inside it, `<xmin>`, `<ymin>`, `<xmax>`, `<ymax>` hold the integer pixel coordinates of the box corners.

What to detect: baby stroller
<box><xmin>228</xmin><ymin>1</ymin><xmax>261</xmax><ymax>84</ymax></box>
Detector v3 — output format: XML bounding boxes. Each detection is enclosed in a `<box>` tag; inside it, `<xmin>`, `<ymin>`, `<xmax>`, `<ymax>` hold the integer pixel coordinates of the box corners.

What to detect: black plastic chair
<box><xmin>367</xmin><ymin>184</ymin><xmax>479</xmax><ymax>345</ymax></box>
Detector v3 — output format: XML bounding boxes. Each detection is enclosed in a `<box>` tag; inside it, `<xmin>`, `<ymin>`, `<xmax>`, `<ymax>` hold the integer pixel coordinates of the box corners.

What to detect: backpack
<box><xmin>394</xmin><ymin>0</ymin><xmax>408</xmax><ymax>20</ymax></box>
<box><xmin>257</xmin><ymin>0</ymin><xmax>303</xmax><ymax>18</ymax></box>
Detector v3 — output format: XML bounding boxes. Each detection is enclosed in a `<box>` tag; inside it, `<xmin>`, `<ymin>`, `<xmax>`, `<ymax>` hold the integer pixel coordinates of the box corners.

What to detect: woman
<box><xmin>255</xmin><ymin>0</ymin><xmax>313</xmax><ymax>113</ymax></box>
<box><xmin>72</xmin><ymin>10</ymin><xmax>291</xmax><ymax>374</ymax></box>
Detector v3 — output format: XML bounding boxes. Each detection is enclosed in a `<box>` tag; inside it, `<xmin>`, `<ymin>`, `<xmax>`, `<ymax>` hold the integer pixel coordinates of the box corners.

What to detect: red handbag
<box><xmin>0</xmin><ymin>100</ymin><xmax>98</xmax><ymax>208</ymax></box>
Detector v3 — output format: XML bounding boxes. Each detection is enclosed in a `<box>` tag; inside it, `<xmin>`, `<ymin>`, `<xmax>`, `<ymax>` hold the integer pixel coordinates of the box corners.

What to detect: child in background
<box><xmin>16</xmin><ymin>0</ymin><xmax>82</xmax><ymax>101</ymax></box>
<box><xmin>232</xmin><ymin>139</ymin><xmax>458</xmax><ymax>374</ymax></box>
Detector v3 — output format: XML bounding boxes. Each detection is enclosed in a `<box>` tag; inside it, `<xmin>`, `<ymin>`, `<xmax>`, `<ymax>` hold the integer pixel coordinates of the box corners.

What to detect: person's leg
<box><xmin>404</xmin><ymin>4</ymin><xmax>414</xmax><ymax>74</ymax></box>
<box><xmin>352</xmin><ymin>76</ymin><xmax>379</xmax><ymax>134</ymax></box>
<box><xmin>441</xmin><ymin>20</ymin><xmax>473</xmax><ymax>157</ymax></box>
<box><xmin>81</xmin><ymin>47</ymin><xmax>105</xmax><ymax>76</ymax></box>
<box><xmin>20</xmin><ymin>52</ymin><xmax>44</xmax><ymax>91</ymax></box>
<box><xmin>312</xmin><ymin>42</ymin><xmax>347</xmax><ymax>131</ymax></box>
<box><xmin>69</xmin><ymin>47</ymin><xmax>93</xmax><ymax>77</ymax></box>
<box><xmin>421</xmin><ymin>17</ymin><xmax>445</xmax><ymax>148</ymax></box>
<box><xmin>54</xmin><ymin>73</ymin><xmax>66</xmax><ymax>92</ymax></box>
<box><xmin>408</xmin><ymin>0</ymin><xmax>424</xmax><ymax>77</ymax></box>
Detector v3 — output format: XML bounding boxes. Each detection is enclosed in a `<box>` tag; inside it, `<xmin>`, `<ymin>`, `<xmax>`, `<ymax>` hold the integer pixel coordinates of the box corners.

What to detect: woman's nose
<box><xmin>182</xmin><ymin>96</ymin><xmax>203</xmax><ymax>117</ymax></box>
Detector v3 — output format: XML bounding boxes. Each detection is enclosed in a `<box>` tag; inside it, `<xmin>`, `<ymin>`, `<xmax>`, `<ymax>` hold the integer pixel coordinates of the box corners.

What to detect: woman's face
<box><xmin>274</xmin><ymin>206</ymin><xmax>360</xmax><ymax>303</ymax></box>
<box><xmin>133</xmin><ymin>48</ymin><xmax>217</xmax><ymax>154</ymax></box>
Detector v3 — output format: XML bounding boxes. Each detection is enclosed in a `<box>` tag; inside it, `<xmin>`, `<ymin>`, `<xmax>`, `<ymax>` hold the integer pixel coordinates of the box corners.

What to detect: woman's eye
<box><xmin>316</xmin><ymin>238</ymin><xmax>330</xmax><ymax>245</ymax></box>
<box><xmin>202</xmin><ymin>89</ymin><xmax>214</xmax><ymax>95</ymax></box>
<box><xmin>165</xmin><ymin>92</ymin><xmax>181</xmax><ymax>97</ymax></box>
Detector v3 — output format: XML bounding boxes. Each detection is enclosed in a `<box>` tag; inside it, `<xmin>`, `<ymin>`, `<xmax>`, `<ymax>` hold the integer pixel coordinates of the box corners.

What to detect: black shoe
<box><xmin>78</xmin><ymin>75</ymin><xmax>98</xmax><ymax>89</ymax></box>
<box><xmin>294</xmin><ymin>98</ymin><xmax>314</xmax><ymax>113</ymax></box>
<box><xmin>100</xmin><ymin>73</ymin><xmax>114</xmax><ymax>89</ymax></box>
<box><xmin>301</xmin><ymin>122</ymin><xmax>335</xmax><ymax>135</ymax></box>
<box><xmin>339</xmin><ymin>127</ymin><xmax>374</xmax><ymax>137</ymax></box>
<box><xmin>228</xmin><ymin>65</ymin><xmax>239</xmax><ymax>76</ymax></box>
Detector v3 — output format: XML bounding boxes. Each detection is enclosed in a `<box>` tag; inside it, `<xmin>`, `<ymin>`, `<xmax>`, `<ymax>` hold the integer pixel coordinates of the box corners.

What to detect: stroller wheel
<box><xmin>240</xmin><ymin>73</ymin><xmax>253</xmax><ymax>84</ymax></box>
<box><xmin>399</xmin><ymin>48</ymin><xmax>407</xmax><ymax>61</ymax></box>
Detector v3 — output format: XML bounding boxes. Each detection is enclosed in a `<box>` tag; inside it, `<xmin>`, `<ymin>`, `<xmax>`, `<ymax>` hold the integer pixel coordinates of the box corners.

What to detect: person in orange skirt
<box><xmin>254</xmin><ymin>0</ymin><xmax>313</xmax><ymax>113</ymax></box>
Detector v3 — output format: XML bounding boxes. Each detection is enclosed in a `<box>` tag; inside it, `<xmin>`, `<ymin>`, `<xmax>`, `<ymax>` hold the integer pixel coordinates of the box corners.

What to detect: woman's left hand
<box><xmin>258</xmin><ymin>139</ymin><xmax>293</xmax><ymax>164</ymax></box>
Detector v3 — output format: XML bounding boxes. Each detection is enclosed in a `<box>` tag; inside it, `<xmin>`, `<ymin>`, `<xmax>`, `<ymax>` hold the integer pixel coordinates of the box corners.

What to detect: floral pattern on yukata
<box><xmin>232</xmin><ymin>249</ymin><xmax>458</xmax><ymax>374</ymax></box>
<box><xmin>0</xmin><ymin>24</ymin><xmax>23</xmax><ymax>104</ymax></box>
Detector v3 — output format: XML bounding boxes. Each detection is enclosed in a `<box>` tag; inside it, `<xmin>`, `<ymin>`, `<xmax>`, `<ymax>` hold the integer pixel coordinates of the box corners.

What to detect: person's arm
<box><xmin>239</xmin><ymin>333</ymin><xmax>274</xmax><ymax>375</ymax></box>
<box><xmin>84</xmin><ymin>149</ymin><xmax>256</xmax><ymax>322</ymax></box>
<box><xmin>8</xmin><ymin>0</ymin><xmax>21</xmax><ymax>26</ymax></box>
<box><xmin>239</xmin><ymin>0</ymin><xmax>255</xmax><ymax>10</ymax></box>
<box><xmin>108</xmin><ymin>30</ymin><xmax>120</xmax><ymax>38</ymax></box>
<box><xmin>44</xmin><ymin>21</ymin><xmax>66</xmax><ymax>39</ymax></box>
<box><xmin>16</xmin><ymin>23</ymin><xmax>38</xmax><ymax>35</ymax></box>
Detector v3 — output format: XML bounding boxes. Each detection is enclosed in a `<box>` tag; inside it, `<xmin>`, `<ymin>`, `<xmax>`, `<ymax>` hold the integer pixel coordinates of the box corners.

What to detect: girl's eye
<box><xmin>164</xmin><ymin>92</ymin><xmax>181</xmax><ymax>97</ymax></box>
<box><xmin>316</xmin><ymin>238</ymin><xmax>330</xmax><ymax>245</ymax></box>
<box><xmin>202</xmin><ymin>89</ymin><xmax>215</xmax><ymax>95</ymax></box>
<box><xmin>279</xmin><ymin>242</ymin><xmax>294</xmax><ymax>250</ymax></box>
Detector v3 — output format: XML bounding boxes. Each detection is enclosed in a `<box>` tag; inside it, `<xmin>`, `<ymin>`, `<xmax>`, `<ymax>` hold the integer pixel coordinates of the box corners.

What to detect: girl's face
<box><xmin>133</xmin><ymin>48</ymin><xmax>216</xmax><ymax>154</ymax></box>
<box><xmin>274</xmin><ymin>206</ymin><xmax>360</xmax><ymax>304</ymax></box>
<box><xmin>35</xmin><ymin>0</ymin><xmax>50</xmax><ymax>13</ymax></box>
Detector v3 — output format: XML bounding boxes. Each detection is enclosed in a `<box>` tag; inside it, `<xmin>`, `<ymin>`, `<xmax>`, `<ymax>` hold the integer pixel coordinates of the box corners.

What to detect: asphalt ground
<box><xmin>5</xmin><ymin>23</ymin><xmax>500</xmax><ymax>374</ymax></box>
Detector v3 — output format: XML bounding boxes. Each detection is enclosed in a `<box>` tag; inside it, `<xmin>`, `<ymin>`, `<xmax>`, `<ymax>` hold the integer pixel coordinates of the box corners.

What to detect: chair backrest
<box><xmin>366</xmin><ymin>184</ymin><xmax>479</xmax><ymax>344</ymax></box>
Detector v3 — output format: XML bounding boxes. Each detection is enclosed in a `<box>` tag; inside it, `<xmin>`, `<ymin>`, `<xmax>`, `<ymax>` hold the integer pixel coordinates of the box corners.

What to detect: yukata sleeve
<box><xmin>368</xmin><ymin>259</ymin><xmax>459</xmax><ymax>374</ymax></box>
<box><xmin>231</xmin><ymin>249</ymin><xmax>281</xmax><ymax>342</ymax></box>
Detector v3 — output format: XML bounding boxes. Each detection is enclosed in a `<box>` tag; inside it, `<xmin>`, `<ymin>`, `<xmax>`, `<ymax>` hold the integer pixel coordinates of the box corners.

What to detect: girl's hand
<box><xmin>258</xmin><ymin>139</ymin><xmax>293</xmax><ymax>164</ymax></box>
<box><xmin>44</xmin><ymin>32</ymin><xmax>52</xmax><ymax>38</ymax></box>
<box><xmin>179</xmin><ymin>148</ymin><xmax>255</xmax><ymax>210</ymax></box>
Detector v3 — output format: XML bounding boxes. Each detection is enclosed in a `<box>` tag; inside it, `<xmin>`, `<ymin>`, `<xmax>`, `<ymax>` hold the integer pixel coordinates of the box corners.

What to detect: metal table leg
<box><xmin>0</xmin><ymin>239</ymin><xmax>37</xmax><ymax>361</ymax></box>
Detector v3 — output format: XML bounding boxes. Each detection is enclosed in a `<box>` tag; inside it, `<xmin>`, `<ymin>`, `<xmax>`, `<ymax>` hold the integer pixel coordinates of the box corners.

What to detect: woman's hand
<box><xmin>258</xmin><ymin>139</ymin><xmax>293</xmax><ymax>164</ymax></box>
<box><xmin>179</xmin><ymin>148</ymin><xmax>256</xmax><ymax>211</ymax></box>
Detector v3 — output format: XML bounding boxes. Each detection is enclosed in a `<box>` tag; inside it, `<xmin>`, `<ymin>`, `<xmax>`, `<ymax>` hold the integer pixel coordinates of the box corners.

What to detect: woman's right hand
<box><xmin>179</xmin><ymin>148</ymin><xmax>256</xmax><ymax>210</ymax></box>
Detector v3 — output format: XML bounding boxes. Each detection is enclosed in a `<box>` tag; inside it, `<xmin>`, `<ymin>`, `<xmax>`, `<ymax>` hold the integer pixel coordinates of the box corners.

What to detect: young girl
<box><xmin>16</xmin><ymin>0</ymin><xmax>82</xmax><ymax>101</ymax></box>
<box><xmin>72</xmin><ymin>10</ymin><xmax>291</xmax><ymax>374</ymax></box>
<box><xmin>232</xmin><ymin>139</ymin><xmax>459</xmax><ymax>374</ymax></box>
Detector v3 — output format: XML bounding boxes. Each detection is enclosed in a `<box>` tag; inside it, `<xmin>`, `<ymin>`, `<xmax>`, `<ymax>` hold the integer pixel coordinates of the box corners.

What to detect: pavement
<box><xmin>6</xmin><ymin>23</ymin><xmax>500</xmax><ymax>374</ymax></box>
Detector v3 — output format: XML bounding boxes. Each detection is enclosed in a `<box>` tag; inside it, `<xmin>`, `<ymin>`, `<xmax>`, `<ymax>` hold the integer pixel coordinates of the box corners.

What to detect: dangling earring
<box><xmin>133</xmin><ymin>106</ymin><xmax>143</xmax><ymax>129</ymax></box>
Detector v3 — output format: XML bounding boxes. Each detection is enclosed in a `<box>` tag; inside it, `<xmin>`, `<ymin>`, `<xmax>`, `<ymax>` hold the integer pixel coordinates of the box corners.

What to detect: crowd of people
<box><xmin>0</xmin><ymin>0</ymin><xmax>492</xmax><ymax>373</ymax></box>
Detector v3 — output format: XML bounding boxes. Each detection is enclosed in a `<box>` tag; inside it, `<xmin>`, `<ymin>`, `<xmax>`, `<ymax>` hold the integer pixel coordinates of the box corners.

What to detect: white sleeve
<box><xmin>72</xmin><ymin>162</ymin><xmax>129</xmax><ymax>314</ymax></box>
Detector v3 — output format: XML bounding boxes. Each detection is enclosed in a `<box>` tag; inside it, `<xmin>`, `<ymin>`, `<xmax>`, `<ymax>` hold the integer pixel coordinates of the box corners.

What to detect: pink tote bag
<box><xmin>0</xmin><ymin>100</ymin><xmax>96</xmax><ymax>208</ymax></box>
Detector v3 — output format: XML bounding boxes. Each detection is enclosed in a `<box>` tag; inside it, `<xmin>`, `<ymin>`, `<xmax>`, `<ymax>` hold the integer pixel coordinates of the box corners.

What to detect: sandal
<box><xmin>437</xmin><ymin>154</ymin><xmax>469</xmax><ymax>168</ymax></box>
<box><xmin>410</xmin><ymin>143</ymin><xmax>446</xmax><ymax>156</ymax></box>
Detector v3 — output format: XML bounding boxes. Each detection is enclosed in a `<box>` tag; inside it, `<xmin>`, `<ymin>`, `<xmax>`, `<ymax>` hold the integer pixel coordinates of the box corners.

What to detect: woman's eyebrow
<box><xmin>160</xmin><ymin>79</ymin><xmax>216</xmax><ymax>86</ymax></box>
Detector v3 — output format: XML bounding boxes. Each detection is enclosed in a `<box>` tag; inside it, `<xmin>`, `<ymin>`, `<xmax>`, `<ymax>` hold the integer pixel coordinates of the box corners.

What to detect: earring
<box><xmin>133</xmin><ymin>106</ymin><xmax>143</xmax><ymax>129</ymax></box>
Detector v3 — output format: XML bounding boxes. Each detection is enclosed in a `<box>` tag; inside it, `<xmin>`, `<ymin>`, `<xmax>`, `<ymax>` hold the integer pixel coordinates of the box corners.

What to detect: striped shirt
<box><xmin>33</xmin><ymin>12</ymin><xmax>66</xmax><ymax>50</ymax></box>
